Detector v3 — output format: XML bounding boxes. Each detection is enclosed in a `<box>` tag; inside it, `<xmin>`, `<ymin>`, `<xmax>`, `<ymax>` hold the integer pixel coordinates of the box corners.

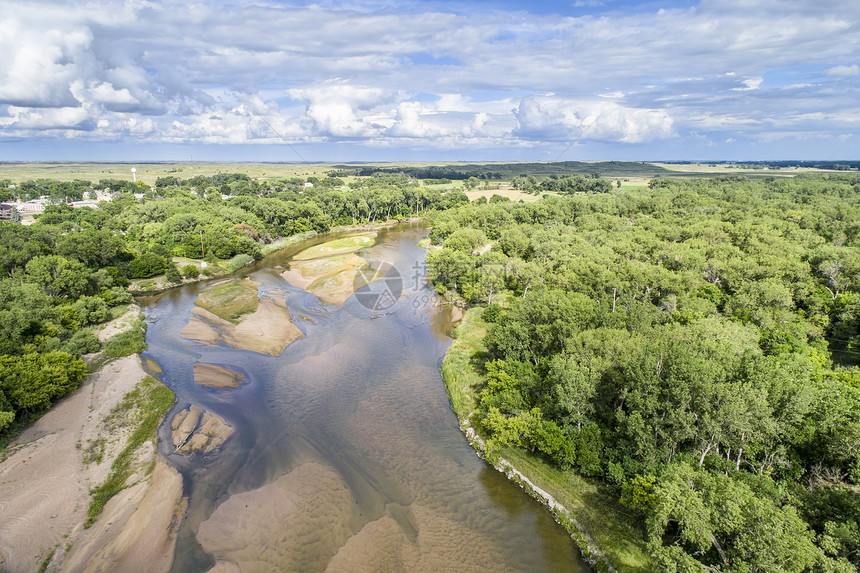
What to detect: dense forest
<box><xmin>427</xmin><ymin>173</ymin><xmax>860</xmax><ymax>571</ymax></box>
<box><xmin>0</xmin><ymin>172</ymin><xmax>468</xmax><ymax>438</ymax></box>
<box><xmin>4</xmin><ymin>168</ymin><xmax>860</xmax><ymax>571</ymax></box>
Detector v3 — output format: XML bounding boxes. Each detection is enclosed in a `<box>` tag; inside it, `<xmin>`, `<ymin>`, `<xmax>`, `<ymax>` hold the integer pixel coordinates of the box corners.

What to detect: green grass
<box><xmin>82</xmin><ymin>437</ymin><xmax>106</xmax><ymax>465</ymax></box>
<box><xmin>104</xmin><ymin>323</ymin><xmax>147</xmax><ymax>357</ymax></box>
<box><xmin>108</xmin><ymin>303</ymin><xmax>134</xmax><ymax>321</ymax></box>
<box><xmin>224</xmin><ymin>253</ymin><xmax>255</xmax><ymax>272</ymax></box>
<box><xmin>39</xmin><ymin>545</ymin><xmax>58</xmax><ymax>572</ymax></box>
<box><xmin>292</xmin><ymin>234</ymin><xmax>375</xmax><ymax>260</ymax></box>
<box><xmin>195</xmin><ymin>279</ymin><xmax>259</xmax><ymax>323</ymax></box>
<box><xmin>441</xmin><ymin>307</ymin><xmax>652</xmax><ymax>572</ymax></box>
<box><xmin>441</xmin><ymin>309</ymin><xmax>488</xmax><ymax>416</ymax></box>
<box><xmin>85</xmin><ymin>376</ymin><xmax>175</xmax><ymax>528</ymax></box>
<box><xmin>499</xmin><ymin>447</ymin><xmax>651</xmax><ymax>572</ymax></box>
<box><xmin>261</xmin><ymin>231</ymin><xmax>318</xmax><ymax>256</ymax></box>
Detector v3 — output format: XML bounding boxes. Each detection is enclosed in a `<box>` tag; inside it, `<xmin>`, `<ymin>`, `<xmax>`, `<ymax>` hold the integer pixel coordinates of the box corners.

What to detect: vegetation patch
<box><xmin>442</xmin><ymin>308</ymin><xmax>649</xmax><ymax>571</ymax></box>
<box><xmin>103</xmin><ymin>321</ymin><xmax>147</xmax><ymax>358</ymax></box>
<box><xmin>291</xmin><ymin>233</ymin><xmax>376</xmax><ymax>260</ymax></box>
<box><xmin>85</xmin><ymin>375</ymin><xmax>175</xmax><ymax>528</ymax></box>
<box><xmin>194</xmin><ymin>278</ymin><xmax>260</xmax><ymax>323</ymax></box>
<box><xmin>432</xmin><ymin>174</ymin><xmax>860</xmax><ymax>572</ymax></box>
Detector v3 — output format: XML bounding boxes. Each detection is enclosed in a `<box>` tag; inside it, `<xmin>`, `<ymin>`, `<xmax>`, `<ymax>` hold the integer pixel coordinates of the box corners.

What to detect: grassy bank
<box><xmin>441</xmin><ymin>308</ymin><xmax>652</xmax><ymax>572</ymax></box>
<box><xmin>85</xmin><ymin>375</ymin><xmax>175</xmax><ymax>527</ymax></box>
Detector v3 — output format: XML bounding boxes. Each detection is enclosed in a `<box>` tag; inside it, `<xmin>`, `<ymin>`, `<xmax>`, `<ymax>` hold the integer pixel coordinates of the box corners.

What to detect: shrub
<box><xmin>61</xmin><ymin>329</ymin><xmax>101</xmax><ymax>356</ymax></box>
<box><xmin>73</xmin><ymin>296</ymin><xmax>110</xmax><ymax>325</ymax></box>
<box><xmin>128</xmin><ymin>253</ymin><xmax>167</xmax><ymax>279</ymax></box>
<box><xmin>104</xmin><ymin>327</ymin><xmax>146</xmax><ymax>357</ymax></box>
<box><xmin>165</xmin><ymin>262</ymin><xmax>181</xmax><ymax>283</ymax></box>
<box><xmin>182</xmin><ymin>264</ymin><xmax>200</xmax><ymax>279</ymax></box>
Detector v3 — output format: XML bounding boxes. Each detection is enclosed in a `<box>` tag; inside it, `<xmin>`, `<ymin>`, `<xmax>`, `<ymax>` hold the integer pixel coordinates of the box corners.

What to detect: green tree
<box><xmin>0</xmin><ymin>352</ymin><xmax>88</xmax><ymax>412</ymax></box>
<box><xmin>25</xmin><ymin>255</ymin><xmax>92</xmax><ymax>298</ymax></box>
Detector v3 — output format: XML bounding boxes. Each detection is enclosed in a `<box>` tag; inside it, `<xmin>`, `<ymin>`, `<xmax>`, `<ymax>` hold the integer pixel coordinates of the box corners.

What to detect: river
<box><xmin>140</xmin><ymin>225</ymin><xmax>587</xmax><ymax>572</ymax></box>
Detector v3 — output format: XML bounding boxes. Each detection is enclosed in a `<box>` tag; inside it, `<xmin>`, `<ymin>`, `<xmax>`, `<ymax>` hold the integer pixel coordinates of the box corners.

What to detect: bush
<box><xmin>62</xmin><ymin>329</ymin><xmax>101</xmax><ymax>355</ymax></box>
<box><xmin>104</xmin><ymin>327</ymin><xmax>146</xmax><ymax>357</ymax></box>
<box><xmin>99</xmin><ymin>286</ymin><xmax>133</xmax><ymax>306</ymax></box>
<box><xmin>182</xmin><ymin>264</ymin><xmax>200</xmax><ymax>279</ymax></box>
<box><xmin>0</xmin><ymin>352</ymin><xmax>88</xmax><ymax>412</ymax></box>
<box><xmin>128</xmin><ymin>253</ymin><xmax>167</xmax><ymax>279</ymax></box>
<box><xmin>73</xmin><ymin>296</ymin><xmax>110</xmax><ymax>325</ymax></box>
<box><xmin>482</xmin><ymin>303</ymin><xmax>504</xmax><ymax>323</ymax></box>
<box><xmin>165</xmin><ymin>262</ymin><xmax>181</xmax><ymax>283</ymax></box>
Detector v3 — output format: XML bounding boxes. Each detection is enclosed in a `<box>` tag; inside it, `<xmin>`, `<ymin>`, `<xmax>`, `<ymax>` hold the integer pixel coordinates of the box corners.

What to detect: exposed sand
<box><xmin>59</xmin><ymin>457</ymin><xmax>184</xmax><ymax>573</ymax></box>
<box><xmin>195</xmin><ymin>460</ymin><xmax>519</xmax><ymax>573</ymax></box>
<box><xmin>197</xmin><ymin>462</ymin><xmax>356</xmax><ymax>572</ymax></box>
<box><xmin>193</xmin><ymin>363</ymin><xmax>244</xmax><ymax>389</ymax></box>
<box><xmin>325</xmin><ymin>504</ymin><xmax>517</xmax><ymax>573</ymax></box>
<box><xmin>170</xmin><ymin>406</ymin><xmax>234</xmax><ymax>454</ymax></box>
<box><xmin>180</xmin><ymin>298</ymin><xmax>304</xmax><ymax>355</ymax></box>
<box><xmin>0</xmin><ymin>356</ymin><xmax>184</xmax><ymax>573</ymax></box>
<box><xmin>281</xmin><ymin>253</ymin><xmax>383</xmax><ymax>306</ymax></box>
<box><xmin>92</xmin><ymin>305</ymin><xmax>140</xmax><ymax>342</ymax></box>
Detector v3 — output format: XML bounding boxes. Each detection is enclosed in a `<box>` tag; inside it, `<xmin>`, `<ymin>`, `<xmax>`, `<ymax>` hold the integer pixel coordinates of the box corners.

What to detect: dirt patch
<box><xmin>193</xmin><ymin>363</ymin><xmax>244</xmax><ymax>389</ymax></box>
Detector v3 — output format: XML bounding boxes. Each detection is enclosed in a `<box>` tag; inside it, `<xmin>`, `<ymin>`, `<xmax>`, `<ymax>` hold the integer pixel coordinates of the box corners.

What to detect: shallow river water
<box><xmin>141</xmin><ymin>225</ymin><xmax>587</xmax><ymax>572</ymax></box>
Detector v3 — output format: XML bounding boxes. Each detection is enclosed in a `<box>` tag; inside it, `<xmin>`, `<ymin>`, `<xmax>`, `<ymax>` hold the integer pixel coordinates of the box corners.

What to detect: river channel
<box><xmin>140</xmin><ymin>225</ymin><xmax>587</xmax><ymax>572</ymax></box>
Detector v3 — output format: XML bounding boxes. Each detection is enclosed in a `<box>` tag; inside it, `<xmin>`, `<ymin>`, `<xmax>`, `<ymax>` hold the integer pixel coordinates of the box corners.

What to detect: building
<box><xmin>0</xmin><ymin>203</ymin><xmax>19</xmax><ymax>222</ymax></box>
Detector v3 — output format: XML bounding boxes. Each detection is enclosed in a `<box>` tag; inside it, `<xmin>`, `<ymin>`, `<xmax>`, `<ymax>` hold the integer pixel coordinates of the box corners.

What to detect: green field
<box><xmin>0</xmin><ymin>160</ymin><xmax>833</xmax><ymax>187</ymax></box>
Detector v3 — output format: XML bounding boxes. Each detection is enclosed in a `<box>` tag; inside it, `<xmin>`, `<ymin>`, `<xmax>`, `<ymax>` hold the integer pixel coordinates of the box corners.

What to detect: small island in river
<box><xmin>180</xmin><ymin>278</ymin><xmax>304</xmax><ymax>355</ymax></box>
<box><xmin>281</xmin><ymin>233</ymin><xmax>387</xmax><ymax>306</ymax></box>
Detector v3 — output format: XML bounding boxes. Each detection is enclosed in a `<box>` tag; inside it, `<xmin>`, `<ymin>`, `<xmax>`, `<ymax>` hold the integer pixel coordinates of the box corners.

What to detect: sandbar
<box><xmin>290</xmin><ymin>233</ymin><xmax>376</xmax><ymax>261</ymax></box>
<box><xmin>197</xmin><ymin>462</ymin><xmax>355</xmax><ymax>572</ymax></box>
<box><xmin>282</xmin><ymin>253</ymin><xmax>384</xmax><ymax>306</ymax></box>
<box><xmin>193</xmin><ymin>363</ymin><xmax>244</xmax><ymax>389</ymax></box>
<box><xmin>171</xmin><ymin>405</ymin><xmax>233</xmax><ymax>454</ymax></box>
<box><xmin>181</xmin><ymin>298</ymin><xmax>304</xmax><ymax>356</ymax></box>
<box><xmin>0</xmin><ymin>356</ymin><xmax>184</xmax><ymax>573</ymax></box>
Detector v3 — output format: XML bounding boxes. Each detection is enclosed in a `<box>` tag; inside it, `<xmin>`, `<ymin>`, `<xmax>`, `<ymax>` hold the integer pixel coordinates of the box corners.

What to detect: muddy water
<box><xmin>141</xmin><ymin>225</ymin><xmax>587</xmax><ymax>572</ymax></box>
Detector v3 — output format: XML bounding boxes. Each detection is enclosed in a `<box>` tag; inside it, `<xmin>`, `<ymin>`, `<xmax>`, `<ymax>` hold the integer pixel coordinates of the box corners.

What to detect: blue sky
<box><xmin>1</xmin><ymin>0</ymin><xmax>858</xmax><ymax>162</ymax></box>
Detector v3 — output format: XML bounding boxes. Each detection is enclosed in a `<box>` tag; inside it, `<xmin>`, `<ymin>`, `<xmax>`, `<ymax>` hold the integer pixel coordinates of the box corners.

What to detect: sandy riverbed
<box><xmin>170</xmin><ymin>405</ymin><xmax>234</xmax><ymax>455</ymax></box>
<box><xmin>181</xmin><ymin>298</ymin><xmax>304</xmax><ymax>356</ymax></box>
<box><xmin>0</xmin><ymin>355</ymin><xmax>185</xmax><ymax>573</ymax></box>
<box><xmin>193</xmin><ymin>363</ymin><xmax>244</xmax><ymax>389</ymax></box>
<box><xmin>280</xmin><ymin>234</ymin><xmax>389</xmax><ymax>306</ymax></box>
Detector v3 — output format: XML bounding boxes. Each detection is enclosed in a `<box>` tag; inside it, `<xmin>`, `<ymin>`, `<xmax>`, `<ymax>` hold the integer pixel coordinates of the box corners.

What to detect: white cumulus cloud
<box><xmin>514</xmin><ymin>96</ymin><xmax>675</xmax><ymax>144</ymax></box>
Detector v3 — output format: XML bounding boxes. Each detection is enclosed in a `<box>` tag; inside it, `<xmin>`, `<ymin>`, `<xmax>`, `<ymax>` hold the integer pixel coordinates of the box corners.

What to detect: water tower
<box><xmin>131</xmin><ymin>167</ymin><xmax>137</xmax><ymax>183</ymax></box>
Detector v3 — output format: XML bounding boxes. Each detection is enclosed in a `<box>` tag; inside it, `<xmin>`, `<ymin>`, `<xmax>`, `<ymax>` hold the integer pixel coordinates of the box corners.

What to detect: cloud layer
<box><xmin>1</xmin><ymin>0</ymin><xmax>859</xmax><ymax>159</ymax></box>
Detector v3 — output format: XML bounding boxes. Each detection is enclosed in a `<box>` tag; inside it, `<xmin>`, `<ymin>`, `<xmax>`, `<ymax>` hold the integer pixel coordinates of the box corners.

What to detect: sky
<box><xmin>0</xmin><ymin>0</ymin><xmax>859</xmax><ymax>162</ymax></box>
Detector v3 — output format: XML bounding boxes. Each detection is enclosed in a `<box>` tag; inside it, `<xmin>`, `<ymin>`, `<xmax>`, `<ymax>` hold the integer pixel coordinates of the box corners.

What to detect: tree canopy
<box><xmin>429</xmin><ymin>172</ymin><xmax>860</xmax><ymax>572</ymax></box>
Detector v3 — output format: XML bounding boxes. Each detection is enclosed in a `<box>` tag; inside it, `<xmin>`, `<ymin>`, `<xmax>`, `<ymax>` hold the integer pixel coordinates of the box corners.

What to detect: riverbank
<box><xmin>129</xmin><ymin>220</ymin><xmax>412</xmax><ymax>296</ymax></box>
<box><xmin>440</xmin><ymin>307</ymin><xmax>652</xmax><ymax>573</ymax></box>
<box><xmin>0</xmin><ymin>309</ymin><xmax>182</xmax><ymax>573</ymax></box>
